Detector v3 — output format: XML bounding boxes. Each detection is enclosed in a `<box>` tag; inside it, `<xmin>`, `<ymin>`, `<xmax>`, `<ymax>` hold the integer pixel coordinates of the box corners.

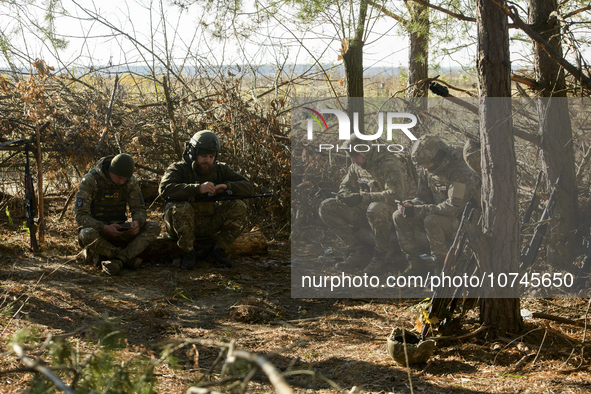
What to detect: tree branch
<box><xmin>13</xmin><ymin>344</ymin><xmax>76</xmax><ymax>394</ymax></box>
<box><xmin>493</xmin><ymin>1</ymin><xmax>591</xmax><ymax>90</ymax></box>
<box><xmin>367</xmin><ymin>0</ymin><xmax>408</xmax><ymax>26</ymax></box>
<box><xmin>410</xmin><ymin>0</ymin><xmax>476</xmax><ymax>22</ymax></box>
<box><xmin>564</xmin><ymin>6</ymin><xmax>591</xmax><ymax>19</ymax></box>
<box><xmin>511</xmin><ymin>74</ymin><xmax>542</xmax><ymax>90</ymax></box>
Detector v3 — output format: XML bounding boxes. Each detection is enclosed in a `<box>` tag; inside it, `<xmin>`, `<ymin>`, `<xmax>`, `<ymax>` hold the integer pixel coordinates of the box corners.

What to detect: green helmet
<box><xmin>411</xmin><ymin>135</ymin><xmax>449</xmax><ymax>166</ymax></box>
<box><xmin>109</xmin><ymin>153</ymin><xmax>135</xmax><ymax>178</ymax></box>
<box><xmin>186</xmin><ymin>130</ymin><xmax>220</xmax><ymax>161</ymax></box>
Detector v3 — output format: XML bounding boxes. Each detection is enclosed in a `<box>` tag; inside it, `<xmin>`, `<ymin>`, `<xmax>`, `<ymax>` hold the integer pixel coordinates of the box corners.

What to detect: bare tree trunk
<box><xmin>341</xmin><ymin>0</ymin><xmax>367</xmax><ymax>134</ymax></box>
<box><xmin>476</xmin><ymin>0</ymin><xmax>522</xmax><ymax>337</ymax></box>
<box><xmin>407</xmin><ymin>0</ymin><xmax>429</xmax><ymax>111</ymax></box>
<box><xmin>529</xmin><ymin>0</ymin><xmax>577</xmax><ymax>268</ymax></box>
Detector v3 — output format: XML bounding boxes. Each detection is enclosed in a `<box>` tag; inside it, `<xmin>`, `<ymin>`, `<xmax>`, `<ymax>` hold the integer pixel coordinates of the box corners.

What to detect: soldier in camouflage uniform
<box><xmin>319</xmin><ymin>134</ymin><xmax>407</xmax><ymax>274</ymax></box>
<box><xmin>394</xmin><ymin>135</ymin><xmax>481</xmax><ymax>275</ymax></box>
<box><xmin>75</xmin><ymin>153</ymin><xmax>161</xmax><ymax>276</ymax></box>
<box><xmin>159</xmin><ymin>130</ymin><xmax>253</xmax><ymax>269</ymax></box>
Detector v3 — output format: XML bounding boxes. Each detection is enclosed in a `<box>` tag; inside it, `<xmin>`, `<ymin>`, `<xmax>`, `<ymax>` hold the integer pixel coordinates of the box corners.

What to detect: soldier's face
<box><xmin>195</xmin><ymin>154</ymin><xmax>215</xmax><ymax>175</ymax></box>
<box><xmin>108</xmin><ymin>172</ymin><xmax>130</xmax><ymax>186</ymax></box>
<box><xmin>422</xmin><ymin>162</ymin><xmax>434</xmax><ymax>170</ymax></box>
<box><xmin>350</xmin><ymin>155</ymin><xmax>366</xmax><ymax>168</ymax></box>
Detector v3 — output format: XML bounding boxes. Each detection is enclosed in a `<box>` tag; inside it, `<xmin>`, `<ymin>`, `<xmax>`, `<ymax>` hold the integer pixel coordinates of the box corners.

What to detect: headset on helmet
<box><xmin>411</xmin><ymin>135</ymin><xmax>448</xmax><ymax>166</ymax></box>
<box><xmin>185</xmin><ymin>130</ymin><xmax>221</xmax><ymax>162</ymax></box>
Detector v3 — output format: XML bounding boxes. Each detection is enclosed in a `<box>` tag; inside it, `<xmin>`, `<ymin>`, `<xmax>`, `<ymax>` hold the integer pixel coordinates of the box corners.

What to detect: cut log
<box><xmin>138</xmin><ymin>232</ymin><xmax>268</xmax><ymax>261</ymax></box>
<box><xmin>227</xmin><ymin>232</ymin><xmax>268</xmax><ymax>256</ymax></box>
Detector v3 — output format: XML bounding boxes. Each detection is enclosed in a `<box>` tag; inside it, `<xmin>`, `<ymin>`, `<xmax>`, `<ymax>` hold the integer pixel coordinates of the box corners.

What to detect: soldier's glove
<box><xmin>337</xmin><ymin>193</ymin><xmax>363</xmax><ymax>207</ymax></box>
<box><xmin>401</xmin><ymin>200</ymin><xmax>415</xmax><ymax>218</ymax></box>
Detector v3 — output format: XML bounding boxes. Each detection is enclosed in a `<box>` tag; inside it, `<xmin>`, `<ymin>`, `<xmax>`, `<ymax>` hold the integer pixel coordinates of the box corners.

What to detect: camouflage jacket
<box><xmin>159</xmin><ymin>160</ymin><xmax>253</xmax><ymax>202</ymax></box>
<box><xmin>338</xmin><ymin>153</ymin><xmax>406</xmax><ymax>208</ymax></box>
<box><xmin>411</xmin><ymin>156</ymin><xmax>481</xmax><ymax>218</ymax></box>
<box><xmin>75</xmin><ymin>156</ymin><xmax>147</xmax><ymax>231</ymax></box>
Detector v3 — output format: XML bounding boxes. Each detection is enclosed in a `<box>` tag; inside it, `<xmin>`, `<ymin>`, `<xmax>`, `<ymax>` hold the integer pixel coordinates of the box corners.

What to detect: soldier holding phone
<box><xmin>75</xmin><ymin>153</ymin><xmax>160</xmax><ymax>275</ymax></box>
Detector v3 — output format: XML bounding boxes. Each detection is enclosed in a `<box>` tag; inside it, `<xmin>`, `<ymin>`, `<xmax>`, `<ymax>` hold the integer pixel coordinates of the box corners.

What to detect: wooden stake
<box><xmin>36</xmin><ymin>124</ymin><xmax>44</xmax><ymax>245</ymax></box>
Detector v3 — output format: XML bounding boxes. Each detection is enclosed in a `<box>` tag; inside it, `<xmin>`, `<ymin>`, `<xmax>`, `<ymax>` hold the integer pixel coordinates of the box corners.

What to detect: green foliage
<box><xmin>10</xmin><ymin>316</ymin><xmax>158</xmax><ymax>393</ymax></box>
<box><xmin>9</xmin><ymin>326</ymin><xmax>41</xmax><ymax>346</ymax></box>
<box><xmin>73</xmin><ymin>349</ymin><xmax>157</xmax><ymax>394</ymax></box>
<box><xmin>5</xmin><ymin>206</ymin><xmax>13</xmax><ymax>225</ymax></box>
<box><xmin>1</xmin><ymin>304</ymin><xmax>14</xmax><ymax>317</ymax></box>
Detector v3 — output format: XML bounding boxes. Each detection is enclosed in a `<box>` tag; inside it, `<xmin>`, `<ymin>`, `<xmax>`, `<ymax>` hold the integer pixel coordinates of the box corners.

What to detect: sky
<box><xmin>3</xmin><ymin>0</ymin><xmax>577</xmax><ymax>76</ymax></box>
<box><xmin>0</xmin><ymin>0</ymin><xmax>475</xmax><ymax>74</ymax></box>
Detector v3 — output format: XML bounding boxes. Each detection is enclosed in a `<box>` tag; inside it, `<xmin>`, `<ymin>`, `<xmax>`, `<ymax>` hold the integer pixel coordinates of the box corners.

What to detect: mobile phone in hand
<box><xmin>117</xmin><ymin>223</ymin><xmax>132</xmax><ymax>232</ymax></box>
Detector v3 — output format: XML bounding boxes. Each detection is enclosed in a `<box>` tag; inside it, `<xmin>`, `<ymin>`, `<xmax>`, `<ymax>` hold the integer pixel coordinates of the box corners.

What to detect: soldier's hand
<box><xmin>199</xmin><ymin>181</ymin><xmax>216</xmax><ymax>195</ymax></box>
<box><xmin>213</xmin><ymin>184</ymin><xmax>228</xmax><ymax>195</ymax></box>
<box><xmin>129</xmin><ymin>220</ymin><xmax>140</xmax><ymax>235</ymax></box>
<box><xmin>104</xmin><ymin>223</ymin><xmax>124</xmax><ymax>237</ymax></box>
<box><xmin>337</xmin><ymin>193</ymin><xmax>362</xmax><ymax>207</ymax></box>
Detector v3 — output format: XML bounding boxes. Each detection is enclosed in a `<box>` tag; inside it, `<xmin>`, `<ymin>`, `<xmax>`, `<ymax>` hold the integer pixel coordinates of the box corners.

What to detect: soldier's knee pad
<box><xmin>143</xmin><ymin>221</ymin><xmax>161</xmax><ymax>238</ymax></box>
<box><xmin>319</xmin><ymin>197</ymin><xmax>346</xmax><ymax>219</ymax></box>
<box><xmin>392</xmin><ymin>210</ymin><xmax>405</xmax><ymax>225</ymax></box>
<box><xmin>367</xmin><ymin>202</ymin><xmax>386</xmax><ymax>213</ymax></box>
<box><xmin>224</xmin><ymin>199</ymin><xmax>248</xmax><ymax>219</ymax></box>
<box><xmin>170</xmin><ymin>201</ymin><xmax>193</xmax><ymax>216</ymax></box>
<box><xmin>78</xmin><ymin>227</ymin><xmax>100</xmax><ymax>247</ymax></box>
<box><xmin>319</xmin><ymin>197</ymin><xmax>338</xmax><ymax>216</ymax></box>
<box><xmin>367</xmin><ymin>202</ymin><xmax>392</xmax><ymax>224</ymax></box>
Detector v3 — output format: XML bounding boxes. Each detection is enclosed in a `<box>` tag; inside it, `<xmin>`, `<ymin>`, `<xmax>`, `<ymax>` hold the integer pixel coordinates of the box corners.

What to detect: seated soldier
<box><xmin>319</xmin><ymin>134</ymin><xmax>407</xmax><ymax>274</ymax></box>
<box><xmin>75</xmin><ymin>153</ymin><xmax>161</xmax><ymax>275</ymax></box>
<box><xmin>159</xmin><ymin>130</ymin><xmax>254</xmax><ymax>269</ymax></box>
<box><xmin>394</xmin><ymin>135</ymin><xmax>481</xmax><ymax>275</ymax></box>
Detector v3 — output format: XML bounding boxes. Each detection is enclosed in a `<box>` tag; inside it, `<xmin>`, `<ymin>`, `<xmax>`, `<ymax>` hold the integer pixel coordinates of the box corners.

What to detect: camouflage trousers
<box><xmin>163</xmin><ymin>200</ymin><xmax>247</xmax><ymax>253</ymax></box>
<box><xmin>393</xmin><ymin>210</ymin><xmax>458</xmax><ymax>262</ymax></box>
<box><xmin>78</xmin><ymin>221</ymin><xmax>161</xmax><ymax>266</ymax></box>
<box><xmin>319</xmin><ymin>198</ymin><xmax>395</xmax><ymax>253</ymax></box>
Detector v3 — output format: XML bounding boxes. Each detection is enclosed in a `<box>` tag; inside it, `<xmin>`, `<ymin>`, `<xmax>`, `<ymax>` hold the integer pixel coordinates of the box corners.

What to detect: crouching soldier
<box><xmin>75</xmin><ymin>153</ymin><xmax>161</xmax><ymax>275</ymax></box>
<box><xmin>159</xmin><ymin>130</ymin><xmax>254</xmax><ymax>269</ymax></box>
<box><xmin>394</xmin><ymin>135</ymin><xmax>481</xmax><ymax>275</ymax></box>
<box><xmin>319</xmin><ymin>134</ymin><xmax>407</xmax><ymax>275</ymax></box>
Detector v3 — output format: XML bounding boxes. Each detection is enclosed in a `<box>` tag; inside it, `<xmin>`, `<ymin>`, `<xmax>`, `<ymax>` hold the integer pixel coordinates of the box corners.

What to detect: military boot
<box><xmin>83</xmin><ymin>248</ymin><xmax>100</xmax><ymax>267</ymax></box>
<box><xmin>335</xmin><ymin>245</ymin><xmax>370</xmax><ymax>271</ymax></box>
<box><xmin>181</xmin><ymin>249</ymin><xmax>198</xmax><ymax>270</ymax></box>
<box><xmin>209</xmin><ymin>244</ymin><xmax>233</xmax><ymax>268</ymax></box>
<box><xmin>101</xmin><ymin>259</ymin><xmax>123</xmax><ymax>276</ymax></box>
<box><xmin>127</xmin><ymin>257</ymin><xmax>142</xmax><ymax>270</ymax></box>
<box><xmin>402</xmin><ymin>256</ymin><xmax>427</xmax><ymax>277</ymax></box>
<box><xmin>363</xmin><ymin>248</ymin><xmax>388</xmax><ymax>275</ymax></box>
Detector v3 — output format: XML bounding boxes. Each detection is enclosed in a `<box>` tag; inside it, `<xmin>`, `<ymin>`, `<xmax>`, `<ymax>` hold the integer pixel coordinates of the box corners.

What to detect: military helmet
<box><xmin>186</xmin><ymin>130</ymin><xmax>221</xmax><ymax>162</ymax></box>
<box><xmin>411</xmin><ymin>135</ymin><xmax>449</xmax><ymax>166</ymax></box>
<box><xmin>386</xmin><ymin>328</ymin><xmax>435</xmax><ymax>365</ymax></box>
<box><xmin>109</xmin><ymin>153</ymin><xmax>135</xmax><ymax>178</ymax></box>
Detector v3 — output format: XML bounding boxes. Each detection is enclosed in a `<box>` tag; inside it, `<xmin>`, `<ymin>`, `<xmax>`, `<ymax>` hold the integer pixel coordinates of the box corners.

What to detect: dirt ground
<box><xmin>1</xmin><ymin>203</ymin><xmax>591</xmax><ymax>393</ymax></box>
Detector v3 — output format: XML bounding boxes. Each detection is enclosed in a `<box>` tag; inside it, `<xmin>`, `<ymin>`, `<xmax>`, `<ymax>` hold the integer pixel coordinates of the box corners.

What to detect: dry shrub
<box><xmin>0</xmin><ymin>63</ymin><xmax>291</xmax><ymax>239</ymax></box>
